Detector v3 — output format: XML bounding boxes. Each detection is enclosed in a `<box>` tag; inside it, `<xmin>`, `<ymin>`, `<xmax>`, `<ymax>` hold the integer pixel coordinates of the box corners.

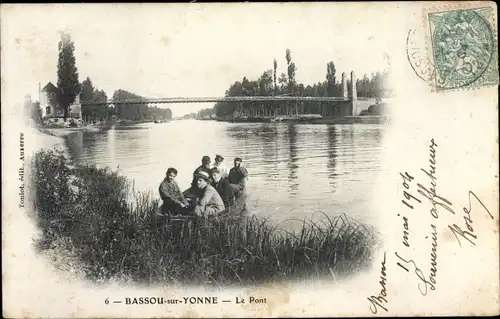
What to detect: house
<box><xmin>40</xmin><ymin>82</ymin><xmax>60</xmax><ymax>118</ymax></box>
<box><xmin>39</xmin><ymin>82</ymin><xmax>82</xmax><ymax>119</ymax></box>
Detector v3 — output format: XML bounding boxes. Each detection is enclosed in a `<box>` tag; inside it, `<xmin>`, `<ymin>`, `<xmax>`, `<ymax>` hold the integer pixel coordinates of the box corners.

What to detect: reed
<box><xmin>28</xmin><ymin>149</ymin><xmax>380</xmax><ymax>287</ymax></box>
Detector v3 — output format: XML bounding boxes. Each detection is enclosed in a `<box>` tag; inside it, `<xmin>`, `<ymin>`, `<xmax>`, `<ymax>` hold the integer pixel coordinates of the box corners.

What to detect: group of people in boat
<box><xmin>158</xmin><ymin>155</ymin><xmax>248</xmax><ymax>217</ymax></box>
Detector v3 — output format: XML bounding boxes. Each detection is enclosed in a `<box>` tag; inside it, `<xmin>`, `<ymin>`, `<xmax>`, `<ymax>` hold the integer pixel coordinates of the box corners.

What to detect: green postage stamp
<box><xmin>427</xmin><ymin>5</ymin><xmax>499</xmax><ymax>91</ymax></box>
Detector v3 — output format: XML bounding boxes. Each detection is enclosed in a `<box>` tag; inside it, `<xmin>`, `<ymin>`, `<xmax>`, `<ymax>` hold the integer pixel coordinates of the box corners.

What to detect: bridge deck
<box><xmin>80</xmin><ymin>96</ymin><xmax>372</xmax><ymax>106</ymax></box>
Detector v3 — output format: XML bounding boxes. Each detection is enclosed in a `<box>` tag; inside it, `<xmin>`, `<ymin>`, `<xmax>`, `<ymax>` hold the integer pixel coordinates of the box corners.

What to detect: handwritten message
<box><xmin>367</xmin><ymin>138</ymin><xmax>495</xmax><ymax>314</ymax></box>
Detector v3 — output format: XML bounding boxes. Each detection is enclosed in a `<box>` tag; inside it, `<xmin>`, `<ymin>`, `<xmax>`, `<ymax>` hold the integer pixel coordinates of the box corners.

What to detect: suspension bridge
<box><xmin>70</xmin><ymin>71</ymin><xmax>378</xmax><ymax>118</ymax></box>
<box><xmin>79</xmin><ymin>95</ymin><xmax>358</xmax><ymax>106</ymax></box>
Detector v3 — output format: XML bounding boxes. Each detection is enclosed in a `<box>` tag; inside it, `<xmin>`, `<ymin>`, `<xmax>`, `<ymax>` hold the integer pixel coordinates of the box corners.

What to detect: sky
<box><xmin>2</xmin><ymin>3</ymin><xmax>392</xmax><ymax>117</ymax></box>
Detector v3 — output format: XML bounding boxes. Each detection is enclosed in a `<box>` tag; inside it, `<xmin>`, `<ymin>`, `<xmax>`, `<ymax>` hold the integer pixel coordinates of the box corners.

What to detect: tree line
<box><xmin>55</xmin><ymin>32</ymin><xmax>171</xmax><ymax>122</ymax></box>
<box><xmin>80</xmin><ymin>77</ymin><xmax>111</xmax><ymax>122</ymax></box>
<box><xmin>111</xmin><ymin>89</ymin><xmax>172</xmax><ymax>121</ymax></box>
<box><xmin>178</xmin><ymin>107</ymin><xmax>214</xmax><ymax>120</ymax></box>
<box><xmin>54</xmin><ymin>34</ymin><xmax>386</xmax><ymax>122</ymax></box>
<box><xmin>79</xmin><ymin>80</ymin><xmax>173</xmax><ymax>122</ymax></box>
<box><xmin>213</xmin><ymin>49</ymin><xmax>391</xmax><ymax>118</ymax></box>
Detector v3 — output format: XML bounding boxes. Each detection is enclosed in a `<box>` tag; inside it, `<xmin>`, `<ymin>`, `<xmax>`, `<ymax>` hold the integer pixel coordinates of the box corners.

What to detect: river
<box><xmin>65</xmin><ymin>120</ymin><xmax>385</xmax><ymax>225</ymax></box>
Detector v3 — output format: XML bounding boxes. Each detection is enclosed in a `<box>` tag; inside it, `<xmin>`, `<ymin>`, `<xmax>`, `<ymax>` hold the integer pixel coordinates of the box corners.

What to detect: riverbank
<box><xmin>28</xmin><ymin>147</ymin><xmax>380</xmax><ymax>287</ymax></box>
<box><xmin>3</xmin><ymin>123</ymin><xmax>86</xmax><ymax>315</ymax></box>
<box><xmin>216</xmin><ymin>115</ymin><xmax>390</xmax><ymax>124</ymax></box>
<box><xmin>39</xmin><ymin>122</ymin><xmax>116</xmax><ymax>137</ymax></box>
<box><xmin>24</xmin><ymin>124</ymin><xmax>67</xmax><ymax>153</ymax></box>
<box><xmin>39</xmin><ymin>119</ymin><xmax>167</xmax><ymax>138</ymax></box>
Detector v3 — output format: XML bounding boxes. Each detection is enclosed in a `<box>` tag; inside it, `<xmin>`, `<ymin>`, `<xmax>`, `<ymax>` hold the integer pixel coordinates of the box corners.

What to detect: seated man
<box><xmin>193</xmin><ymin>170</ymin><xmax>225</xmax><ymax>216</ymax></box>
<box><xmin>159</xmin><ymin>167</ymin><xmax>189</xmax><ymax>215</ymax></box>
<box><xmin>190</xmin><ymin>155</ymin><xmax>212</xmax><ymax>197</ymax></box>
<box><xmin>228</xmin><ymin>157</ymin><xmax>248</xmax><ymax>196</ymax></box>
<box><xmin>193</xmin><ymin>155</ymin><xmax>212</xmax><ymax>176</ymax></box>
<box><xmin>210</xmin><ymin>167</ymin><xmax>234</xmax><ymax>209</ymax></box>
<box><xmin>212</xmin><ymin>154</ymin><xmax>228</xmax><ymax>178</ymax></box>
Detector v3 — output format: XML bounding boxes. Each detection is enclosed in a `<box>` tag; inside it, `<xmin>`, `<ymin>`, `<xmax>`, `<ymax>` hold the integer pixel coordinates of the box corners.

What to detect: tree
<box><xmin>112</xmin><ymin>89</ymin><xmax>148</xmax><ymax>121</ymax></box>
<box><xmin>80</xmin><ymin>77</ymin><xmax>109</xmax><ymax>122</ymax></box>
<box><xmin>285</xmin><ymin>49</ymin><xmax>297</xmax><ymax>95</ymax></box>
<box><xmin>80</xmin><ymin>77</ymin><xmax>94</xmax><ymax>102</ymax></box>
<box><xmin>57</xmin><ymin>32</ymin><xmax>81</xmax><ymax>120</ymax></box>
<box><xmin>326</xmin><ymin>61</ymin><xmax>337</xmax><ymax>97</ymax></box>
<box><xmin>80</xmin><ymin>77</ymin><xmax>94</xmax><ymax>122</ymax></box>
<box><xmin>92</xmin><ymin>89</ymin><xmax>107</xmax><ymax>103</ymax></box>
<box><xmin>258</xmin><ymin>70</ymin><xmax>273</xmax><ymax>96</ymax></box>
<box><xmin>273</xmin><ymin>59</ymin><xmax>277</xmax><ymax>95</ymax></box>
<box><xmin>286</xmin><ymin>49</ymin><xmax>292</xmax><ymax>67</ymax></box>
<box><xmin>287</xmin><ymin>62</ymin><xmax>297</xmax><ymax>93</ymax></box>
<box><xmin>196</xmin><ymin>107</ymin><xmax>214</xmax><ymax>119</ymax></box>
<box><xmin>92</xmin><ymin>89</ymin><xmax>108</xmax><ymax>121</ymax></box>
<box><xmin>278</xmin><ymin>73</ymin><xmax>288</xmax><ymax>93</ymax></box>
<box><xmin>148</xmin><ymin>106</ymin><xmax>172</xmax><ymax>120</ymax></box>
<box><xmin>107</xmin><ymin>106</ymin><xmax>115</xmax><ymax>119</ymax></box>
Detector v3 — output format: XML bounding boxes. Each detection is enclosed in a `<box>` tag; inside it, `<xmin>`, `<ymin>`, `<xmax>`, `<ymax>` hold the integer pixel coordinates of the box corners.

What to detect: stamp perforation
<box><xmin>420</xmin><ymin>2</ymin><xmax>498</xmax><ymax>93</ymax></box>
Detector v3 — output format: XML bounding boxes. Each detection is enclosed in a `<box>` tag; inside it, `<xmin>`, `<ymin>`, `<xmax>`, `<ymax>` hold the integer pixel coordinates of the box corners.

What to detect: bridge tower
<box><xmin>342</xmin><ymin>72</ymin><xmax>348</xmax><ymax>100</ymax></box>
<box><xmin>350</xmin><ymin>71</ymin><xmax>357</xmax><ymax>101</ymax></box>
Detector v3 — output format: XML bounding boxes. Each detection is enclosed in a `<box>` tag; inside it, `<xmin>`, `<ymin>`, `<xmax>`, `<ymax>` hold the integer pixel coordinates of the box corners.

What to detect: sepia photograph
<box><xmin>2</xmin><ymin>2</ymin><xmax>498</xmax><ymax>318</ymax></box>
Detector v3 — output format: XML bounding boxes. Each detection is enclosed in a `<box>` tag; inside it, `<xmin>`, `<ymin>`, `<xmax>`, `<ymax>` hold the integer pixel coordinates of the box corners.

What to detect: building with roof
<box><xmin>39</xmin><ymin>82</ymin><xmax>82</xmax><ymax>119</ymax></box>
<box><xmin>40</xmin><ymin>82</ymin><xmax>60</xmax><ymax>118</ymax></box>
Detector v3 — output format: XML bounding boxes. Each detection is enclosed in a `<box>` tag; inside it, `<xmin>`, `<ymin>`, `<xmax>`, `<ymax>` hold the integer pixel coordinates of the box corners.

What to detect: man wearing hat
<box><xmin>228</xmin><ymin>157</ymin><xmax>248</xmax><ymax>196</ymax></box>
<box><xmin>212</xmin><ymin>154</ymin><xmax>228</xmax><ymax>178</ymax></box>
<box><xmin>193</xmin><ymin>170</ymin><xmax>225</xmax><ymax>216</ymax></box>
<box><xmin>190</xmin><ymin>155</ymin><xmax>212</xmax><ymax>196</ymax></box>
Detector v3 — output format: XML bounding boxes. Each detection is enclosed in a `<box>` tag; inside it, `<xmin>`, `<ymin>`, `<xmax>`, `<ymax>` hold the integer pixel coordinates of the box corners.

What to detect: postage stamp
<box><xmin>425</xmin><ymin>4</ymin><xmax>499</xmax><ymax>91</ymax></box>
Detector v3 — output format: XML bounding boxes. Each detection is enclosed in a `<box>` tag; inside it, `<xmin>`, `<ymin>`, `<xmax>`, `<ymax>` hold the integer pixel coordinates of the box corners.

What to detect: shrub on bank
<box><xmin>28</xmin><ymin>149</ymin><xmax>380</xmax><ymax>286</ymax></box>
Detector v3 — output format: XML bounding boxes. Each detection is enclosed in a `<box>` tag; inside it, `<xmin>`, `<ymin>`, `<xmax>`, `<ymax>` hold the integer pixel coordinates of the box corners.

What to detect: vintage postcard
<box><xmin>2</xmin><ymin>2</ymin><xmax>498</xmax><ymax>318</ymax></box>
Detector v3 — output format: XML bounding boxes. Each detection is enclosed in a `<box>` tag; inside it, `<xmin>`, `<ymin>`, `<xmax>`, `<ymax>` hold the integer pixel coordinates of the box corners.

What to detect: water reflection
<box><xmin>326</xmin><ymin>125</ymin><xmax>338</xmax><ymax>193</ymax></box>
<box><xmin>286</xmin><ymin>124</ymin><xmax>299</xmax><ymax>196</ymax></box>
<box><xmin>64</xmin><ymin>121</ymin><xmax>384</xmax><ymax>224</ymax></box>
<box><xmin>66</xmin><ymin>131</ymin><xmax>84</xmax><ymax>160</ymax></box>
<box><xmin>66</xmin><ymin>131</ymin><xmax>100</xmax><ymax>163</ymax></box>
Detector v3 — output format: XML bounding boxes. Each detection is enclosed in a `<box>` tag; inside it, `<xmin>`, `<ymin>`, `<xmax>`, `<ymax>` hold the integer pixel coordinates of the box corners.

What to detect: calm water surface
<box><xmin>65</xmin><ymin>120</ymin><xmax>384</xmax><ymax>225</ymax></box>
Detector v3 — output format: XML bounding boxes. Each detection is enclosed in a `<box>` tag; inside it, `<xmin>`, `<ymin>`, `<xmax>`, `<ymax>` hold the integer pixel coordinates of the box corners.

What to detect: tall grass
<box><xmin>27</xmin><ymin>149</ymin><xmax>380</xmax><ymax>287</ymax></box>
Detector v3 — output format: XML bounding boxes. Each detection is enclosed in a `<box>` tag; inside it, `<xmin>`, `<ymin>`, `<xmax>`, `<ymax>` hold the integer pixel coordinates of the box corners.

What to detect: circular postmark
<box><xmin>432</xmin><ymin>10</ymin><xmax>495</xmax><ymax>90</ymax></box>
<box><xmin>406</xmin><ymin>29</ymin><xmax>437</xmax><ymax>85</ymax></box>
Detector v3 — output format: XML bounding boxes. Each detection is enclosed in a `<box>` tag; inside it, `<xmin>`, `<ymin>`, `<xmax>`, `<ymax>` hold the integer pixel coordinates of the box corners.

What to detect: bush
<box><xmin>28</xmin><ymin>149</ymin><xmax>380</xmax><ymax>286</ymax></box>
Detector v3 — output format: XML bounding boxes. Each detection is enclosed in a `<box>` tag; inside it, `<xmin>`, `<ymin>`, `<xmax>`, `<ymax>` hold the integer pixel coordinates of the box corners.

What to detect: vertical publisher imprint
<box><xmin>19</xmin><ymin>133</ymin><xmax>25</xmax><ymax>208</ymax></box>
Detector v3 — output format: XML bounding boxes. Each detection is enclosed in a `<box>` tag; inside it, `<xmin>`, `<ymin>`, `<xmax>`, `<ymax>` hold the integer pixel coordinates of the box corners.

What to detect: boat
<box><xmin>154</xmin><ymin>119</ymin><xmax>169</xmax><ymax>123</ymax></box>
<box><xmin>271</xmin><ymin>114</ymin><xmax>322</xmax><ymax>123</ymax></box>
<box><xmin>83</xmin><ymin>125</ymin><xmax>101</xmax><ymax>132</ymax></box>
<box><xmin>157</xmin><ymin>190</ymin><xmax>248</xmax><ymax>223</ymax></box>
